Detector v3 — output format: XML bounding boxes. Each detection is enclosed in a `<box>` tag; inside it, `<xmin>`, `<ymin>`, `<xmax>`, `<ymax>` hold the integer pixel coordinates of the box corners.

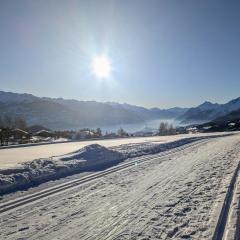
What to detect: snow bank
<box><xmin>0</xmin><ymin>144</ymin><xmax>124</xmax><ymax>194</ymax></box>
<box><xmin>0</xmin><ymin>159</ymin><xmax>70</xmax><ymax>194</ymax></box>
<box><xmin>0</xmin><ymin>136</ymin><xmax>213</xmax><ymax>195</ymax></box>
<box><xmin>58</xmin><ymin>144</ymin><xmax>124</xmax><ymax>164</ymax></box>
<box><xmin>114</xmin><ymin>137</ymin><xmax>201</xmax><ymax>158</ymax></box>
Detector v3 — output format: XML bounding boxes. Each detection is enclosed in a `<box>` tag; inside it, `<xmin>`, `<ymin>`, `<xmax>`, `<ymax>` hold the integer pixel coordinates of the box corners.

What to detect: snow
<box><xmin>51</xmin><ymin>137</ymin><xmax>69</xmax><ymax>142</ymax></box>
<box><xmin>56</xmin><ymin>144</ymin><xmax>125</xmax><ymax>163</ymax></box>
<box><xmin>223</xmin><ymin>167</ymin><xmax>240</xmax><ymax>239</ymax></box>
<box><xmin>0</xmin><ymin>132</ymin><xmax>232</xmax><ymax>169</ymax></box>
<box><xmin>0</xmin><ymin>132</ymin><xmax>236</xmax><ymax>194</ymax></box>
<box><xmin>203</xmin><ymin>126</ymin><xmax>212</xmax><ymax>130</ymax></box>
<box><xmin>0</xmin><ymin>137</ymin><xmax>204</xmax><ymax>194</ymax></box>
<box><xmin>1</xmin><ymin>133</ymin><xmax>240</xmax><ymax>239</ymax></box>
<box><xmin>0</xmin><ymin>144</ymin><xmax>125</xmax><ymax>194</ymax></box>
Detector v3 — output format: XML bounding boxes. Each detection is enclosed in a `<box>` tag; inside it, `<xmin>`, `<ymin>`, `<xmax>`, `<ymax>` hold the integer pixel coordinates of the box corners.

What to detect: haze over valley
<box><xmin>1</xmin><ymin>90</ymin><xmax>240</xmax><ymax>133</ymax></box>
<box><xmin>1</xmin><ymin>1</ymin><xmax>240</xmax><ymax>240</ymax></box>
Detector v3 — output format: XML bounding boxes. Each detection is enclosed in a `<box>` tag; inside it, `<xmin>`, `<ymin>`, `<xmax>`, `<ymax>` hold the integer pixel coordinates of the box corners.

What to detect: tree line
<box><xmin>0</xmin><ymin>116</ymin><xmax>28</xmax><ymax>146</ymax></box>
<box><xmin>158</xmin><ymin>122</ymin><xmax>176</xmax><ymax>135</ymax></box>
<box><xmin>0</xmin><ymin>115</ymin><xmax>130</xmax><ymax>146</ymax></box>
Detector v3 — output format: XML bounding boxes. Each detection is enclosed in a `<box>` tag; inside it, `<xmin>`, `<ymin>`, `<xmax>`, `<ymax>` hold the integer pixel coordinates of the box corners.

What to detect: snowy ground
<box><xmin>0</xmin><ymin>132</ymin><xmax>233</xmax><ymax>169</ymax></box>
<box><xmin>0</xmin><ymin>135</ymin><xmax>206</xmax><ymax>194</ymax></box>
<box><xmin>1</xmin><ymin>133</ymin><xmax>240</xmax><ymax>239</ymax></box>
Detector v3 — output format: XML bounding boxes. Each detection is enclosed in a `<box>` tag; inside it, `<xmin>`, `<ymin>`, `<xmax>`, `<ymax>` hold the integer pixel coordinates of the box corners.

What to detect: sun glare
<box><xmin>91</xmin><ymin>55</ymin><xmax>112</xmax><ymax>79</ymax></box>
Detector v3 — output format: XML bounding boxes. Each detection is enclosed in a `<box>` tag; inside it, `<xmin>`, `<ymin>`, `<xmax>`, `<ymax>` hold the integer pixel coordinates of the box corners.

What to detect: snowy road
<box><xmin>1</xmin><ymin>134</ymin><xmax>240</xmax><ymax>239</ymax></box>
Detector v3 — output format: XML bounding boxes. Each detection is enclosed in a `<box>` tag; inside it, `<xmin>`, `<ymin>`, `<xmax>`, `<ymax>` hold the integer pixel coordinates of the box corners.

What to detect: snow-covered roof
<box><xmin>35</xmin><ymin>130</ymin><xmax>52</xmax><ymax>134</ymax></box>
<box><xmin>12</xmin><ymin>128</ymin><xmax>29</xmax><ymax>135</ymax></box>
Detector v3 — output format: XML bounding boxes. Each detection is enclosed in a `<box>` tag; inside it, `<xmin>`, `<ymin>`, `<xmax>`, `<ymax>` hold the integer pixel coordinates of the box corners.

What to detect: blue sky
<box><xmin>0</xmin><ymin>0</ymin><xmax>240</xmax><ymax>108</ymax></box>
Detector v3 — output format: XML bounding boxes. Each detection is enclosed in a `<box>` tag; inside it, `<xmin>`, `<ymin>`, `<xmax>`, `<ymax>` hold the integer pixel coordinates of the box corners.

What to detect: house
<box><xmin>11</xmin><ymin>128</ymin><xmax>29</xmax><ymax>138</ymax></box>
<box><xmin>35</xmin><ymin>130</ymin><xmax>53</xmax><ymax>138</ymax></box>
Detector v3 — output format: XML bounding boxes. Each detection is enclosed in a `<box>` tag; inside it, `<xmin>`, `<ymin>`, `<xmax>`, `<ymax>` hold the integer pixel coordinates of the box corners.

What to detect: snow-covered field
<box><xmin>0</xmin><ymin>132</ymin><xmax>233</xmax><ymax>194</ymax></box>
<box><xmin>0</xmin><ymin>132</ymin><xmax>233</xmax><ymax>169</ymax></box>
<box><xmin>1</xmin><ymin>133</ymin><xmax>240</xmax><ymax>239</ymax></box>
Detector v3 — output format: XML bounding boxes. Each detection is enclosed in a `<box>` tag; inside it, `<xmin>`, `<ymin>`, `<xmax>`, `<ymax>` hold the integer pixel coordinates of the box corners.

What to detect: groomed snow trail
<box><xmin>1</xmin><ymin>134</ymin><xmax>240</xmax><ymax>240</ymax></box>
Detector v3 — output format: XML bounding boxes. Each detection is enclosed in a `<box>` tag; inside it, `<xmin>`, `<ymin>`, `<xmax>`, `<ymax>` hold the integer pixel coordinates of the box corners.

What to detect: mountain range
<box><xmin>178</xmin><ymin>98</ymin><xmax>240</xmax><ymax>124</ymax></box>
<box><xmin>0</xmin><ymin>91</ymin><xmax>187</xmax><ymax>130</ymax></box>
<box><xmin>1</xmin><ymin>90</ymin><xmax>240</xmax><ymax>130</ymax></box>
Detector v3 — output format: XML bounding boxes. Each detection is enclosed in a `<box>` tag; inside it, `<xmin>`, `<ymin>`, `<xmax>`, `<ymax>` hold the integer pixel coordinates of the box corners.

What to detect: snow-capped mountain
<box><xmin>178</xmin><ymin>97</ymin><xmax>240</xmax><ymax>124</ymax></box>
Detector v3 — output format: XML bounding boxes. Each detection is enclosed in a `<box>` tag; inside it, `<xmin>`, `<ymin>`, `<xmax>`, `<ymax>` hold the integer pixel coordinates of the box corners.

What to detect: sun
<box><xmin>91</xmin><ymin>55</ymin><xmax>112</xmax><ymax>79</ymax></box>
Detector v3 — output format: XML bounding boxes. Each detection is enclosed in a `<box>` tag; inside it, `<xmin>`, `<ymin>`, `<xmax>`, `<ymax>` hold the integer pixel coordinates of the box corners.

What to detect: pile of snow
<box><xmin>51</xmin><ymin>138</ymin><xmax>69</xmax><ymax>142</ymax></box>
<box><xmin>58</xmin><ymin>144</ymin><xmax>124</xmax><ymax>164</ymax></box>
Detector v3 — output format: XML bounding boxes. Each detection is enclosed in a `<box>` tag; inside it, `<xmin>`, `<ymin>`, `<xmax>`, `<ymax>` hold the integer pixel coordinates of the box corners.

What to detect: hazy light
<box><xmin>91</xmin><ymin>55</ymin><xmax>112</xmax><ymax>79</ymax></box>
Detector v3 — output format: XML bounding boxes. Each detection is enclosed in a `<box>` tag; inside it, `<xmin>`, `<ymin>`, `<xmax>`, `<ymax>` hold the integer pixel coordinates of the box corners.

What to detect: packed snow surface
<box><xmin>1</xmin><ymin>133</ymin><xmax>240</xmax><ymax>239</ymax></box>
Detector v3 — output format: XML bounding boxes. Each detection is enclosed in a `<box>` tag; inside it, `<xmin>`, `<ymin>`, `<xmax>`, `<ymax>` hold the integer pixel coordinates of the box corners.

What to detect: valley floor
<box><xmin>1</xmin><ymin>134</ymin><xmax>240</xmax><ymax>239</ymax></box>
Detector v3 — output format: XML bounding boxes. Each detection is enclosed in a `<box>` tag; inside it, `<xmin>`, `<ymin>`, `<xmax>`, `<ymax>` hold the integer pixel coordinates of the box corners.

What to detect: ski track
<box><xmin>1</xmin><ymin>134</ymin><xmax>240</xmax><ymax>240</ymax></box>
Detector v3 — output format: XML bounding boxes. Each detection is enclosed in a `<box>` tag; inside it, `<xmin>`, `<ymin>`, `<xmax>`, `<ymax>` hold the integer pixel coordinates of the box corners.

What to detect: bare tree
<box><xmin>117</xmin><ymin>127</ymin><xmax>128</xmax><ymax>137</ymax></box>
<box><xmin>0</xmin><ymin>128</ymin><xmax>11</xmax><ymax>146</ymax></box>
<box><xmin>168</xmin><ymin>124</ymin><xmax>176</xmax><ymax>135</ymax></box>
<box><xmin>158</xmin><ymin>122</ymin><xmax>168</xmax><ymax>135</ymax></box>
<box><xmin>158</xmin><ymin>122</ymin><xmax>176</xmax><ymax>135</ymax></box>
<box><xmin>95</xmin><ymin>128</ymin><xmax>102</xmax><ymax>137</ymax></box>
<box><xmin>0</xmin><ymin>117</ymin><xmax>3</xmax><ymax>128</ymax></box>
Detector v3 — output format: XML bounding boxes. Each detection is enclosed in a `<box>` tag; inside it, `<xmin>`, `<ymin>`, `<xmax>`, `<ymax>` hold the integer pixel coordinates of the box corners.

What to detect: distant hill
<box><xmin>213</xmin><ymin>109</ymin><xmax>240</xmax><ymax>123</ymax></box>
<box><xmin>0</xmin><ymin>91</ymin><xmax>38</xmax><ymax>103</ymax></box>
<box><xmin>0</xmin><ymin>91</ymin><xmax>187</xmax><ymax>130</ymax></box>
<box><xmin>195</xmin><ymin>109</ymin><xmax>240</xmax><ymax>132</ymax></box>
<box><xmin>178</xmin><ymin>97</ymin><xmax>240</xmax><ymax>124</ymax></box>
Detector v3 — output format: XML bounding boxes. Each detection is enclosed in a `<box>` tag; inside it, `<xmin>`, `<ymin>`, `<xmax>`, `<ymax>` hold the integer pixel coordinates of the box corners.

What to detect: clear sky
<box><xmin>0</xmin><ymin>0</ymin><xmax>240</xmax><ymax>108</ymax></box>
